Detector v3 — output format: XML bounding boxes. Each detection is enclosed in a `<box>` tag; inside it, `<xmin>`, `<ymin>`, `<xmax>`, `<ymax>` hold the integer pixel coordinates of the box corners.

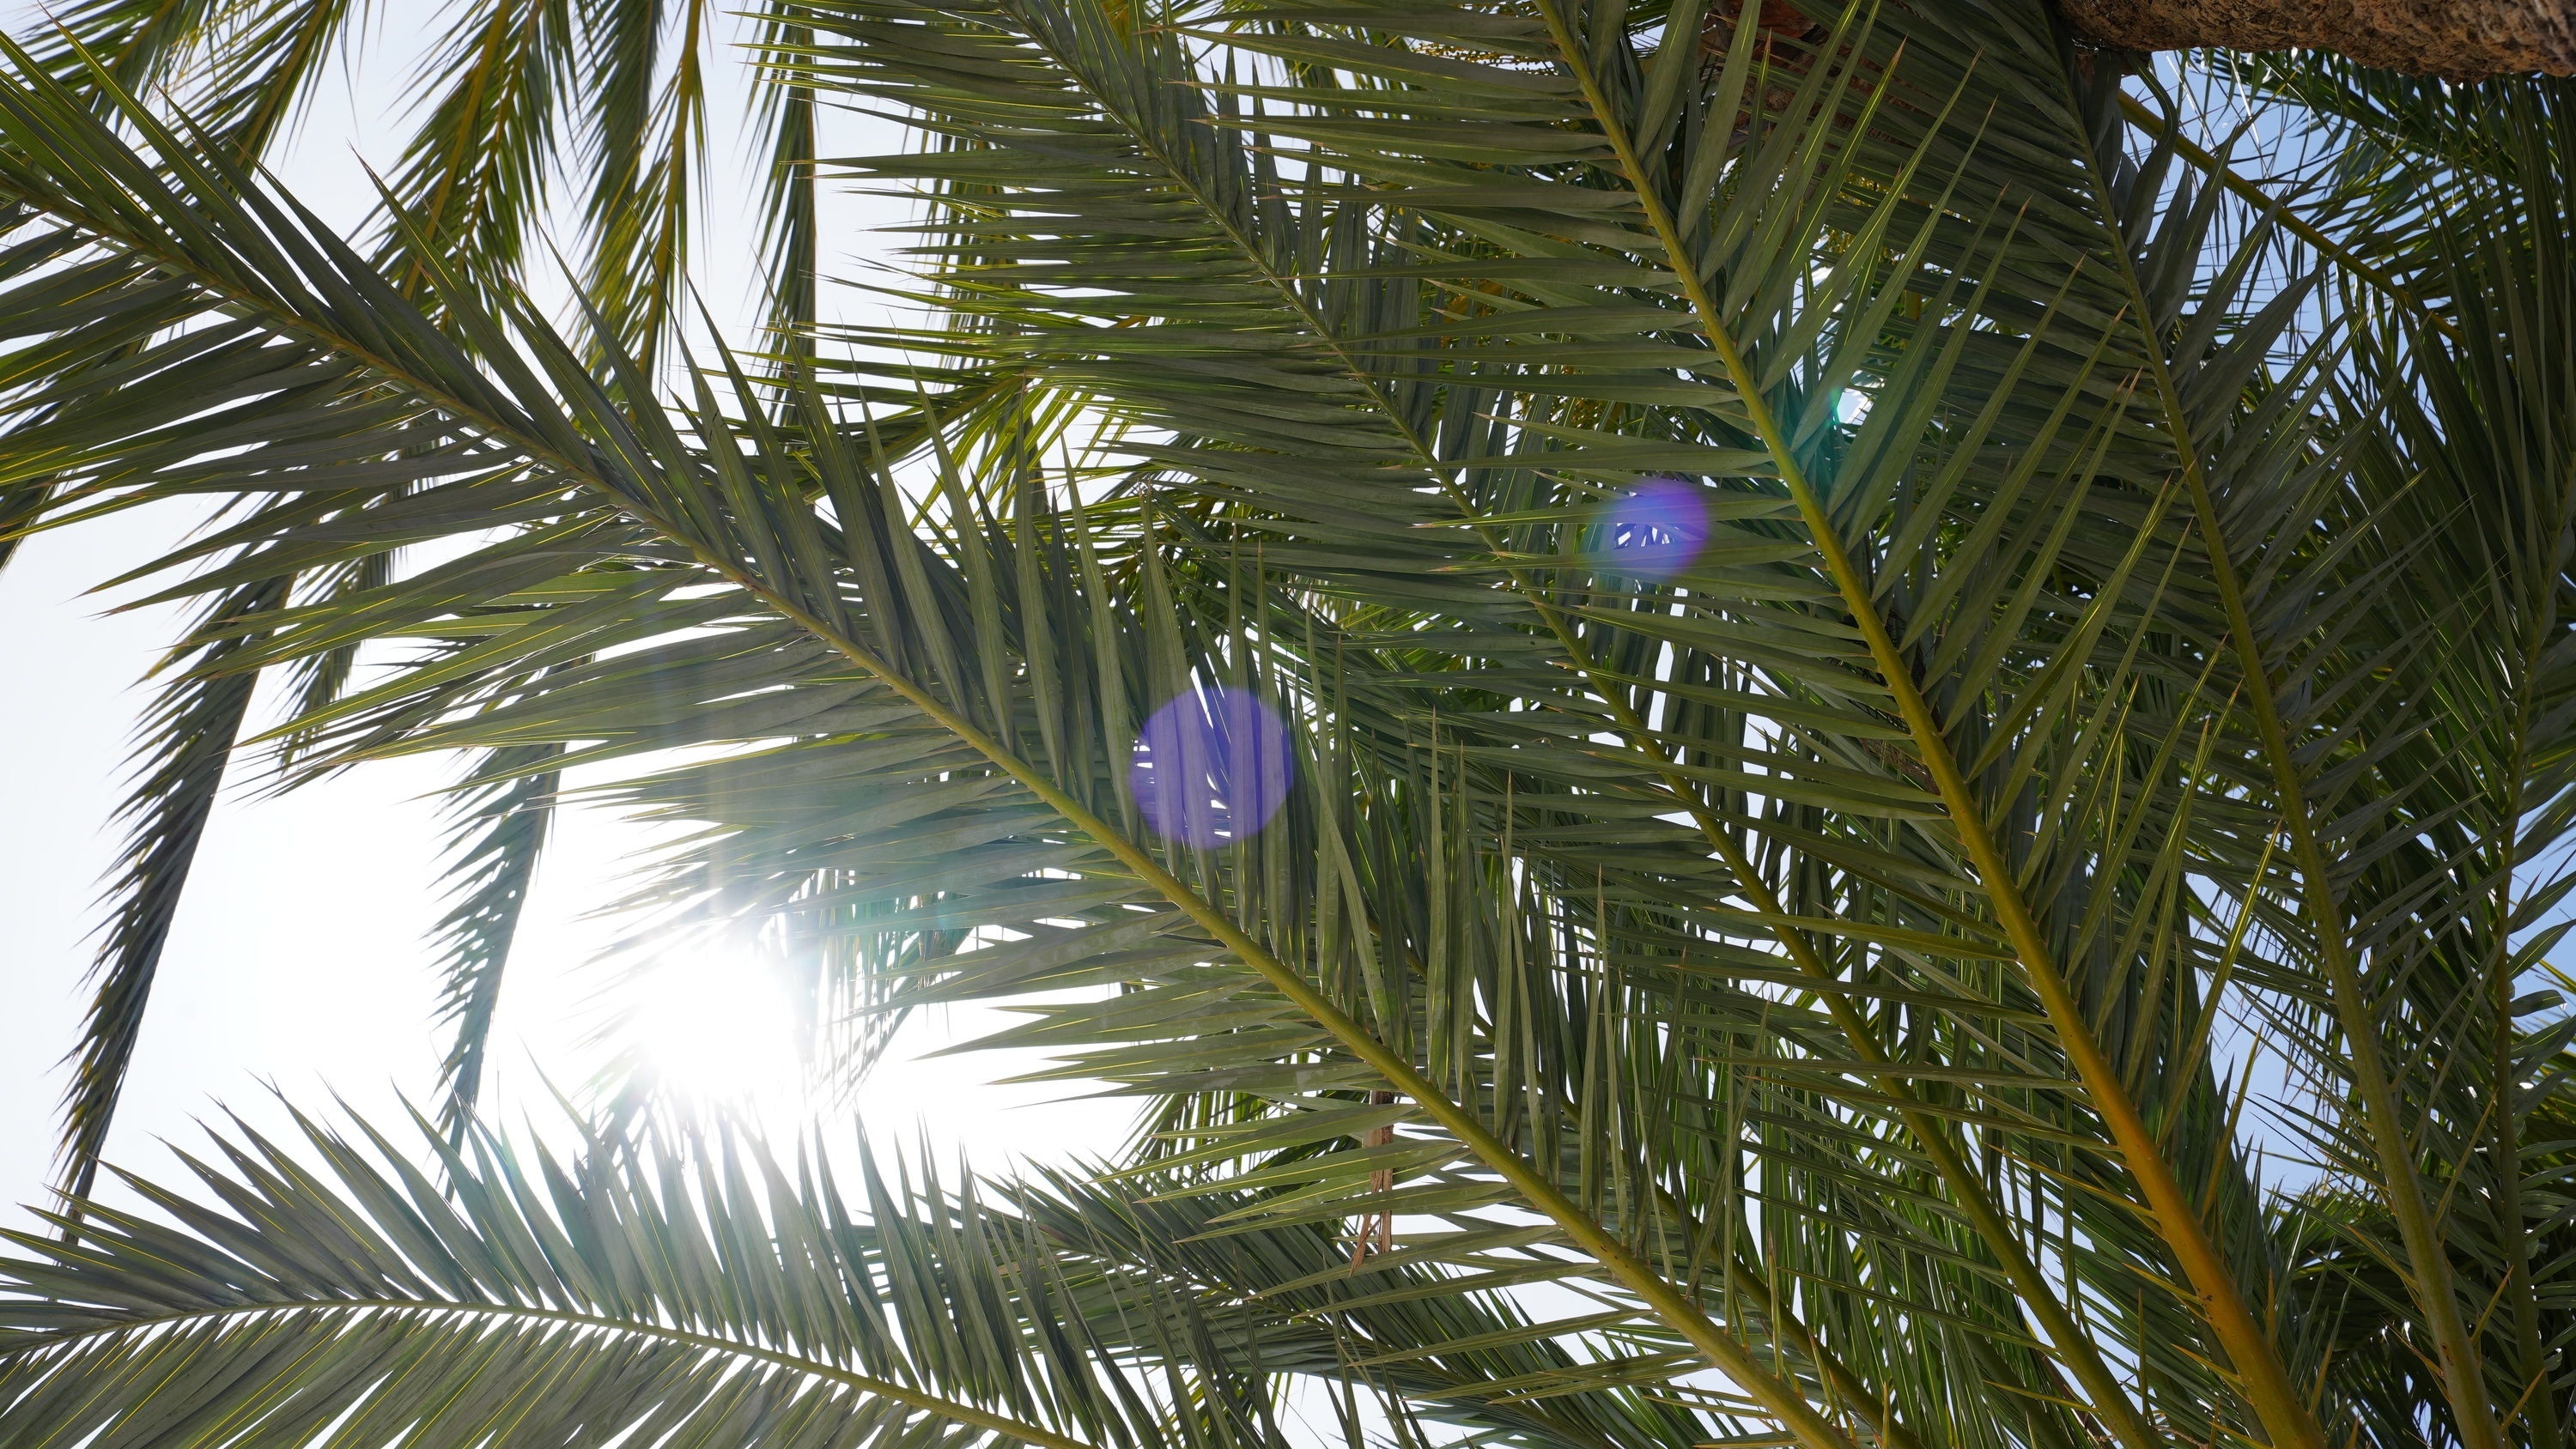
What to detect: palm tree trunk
<box><xmin>2059</xmin><ymin>0</ymin><xmax>2574</xmax><ymax>80</ymax></box>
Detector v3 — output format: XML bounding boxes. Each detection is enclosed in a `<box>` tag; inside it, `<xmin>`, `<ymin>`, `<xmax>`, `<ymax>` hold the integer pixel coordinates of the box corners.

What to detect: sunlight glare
<box><xmin>631</xmin><ymin>949</ymin><xmax>799</xmax><ymax>1104</ymax></box>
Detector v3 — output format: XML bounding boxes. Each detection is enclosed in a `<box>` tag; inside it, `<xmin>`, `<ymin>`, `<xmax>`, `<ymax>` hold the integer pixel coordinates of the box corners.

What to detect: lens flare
<box><xmin>1592</xmin><ymin>475</ymin><xmax>1711</xmax><ymax>582</ymax></box>
<box><xmin>1129</xmin><ymin>686</ymin><xmax>1293</xmax><ymax>848</ymax></box>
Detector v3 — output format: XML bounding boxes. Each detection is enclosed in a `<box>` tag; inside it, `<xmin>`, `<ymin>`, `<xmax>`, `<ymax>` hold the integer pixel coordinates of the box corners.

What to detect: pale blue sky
<box><xmin>0</xmin><ymin>3</ymin><xmax>1128</xmax><ymax>1231</ymax></box>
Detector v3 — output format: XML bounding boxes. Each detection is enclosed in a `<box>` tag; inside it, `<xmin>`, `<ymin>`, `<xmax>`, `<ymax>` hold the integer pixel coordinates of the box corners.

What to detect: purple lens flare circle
<box><xmin>1128</xmin><ymin>686</ymin><xmax>1294</xmax><ymax>849</ymax></box>
<box><xmin>1592</xmin><ymin>474</ymin><xmax>1712</xmax><ymax>581</ymax></box>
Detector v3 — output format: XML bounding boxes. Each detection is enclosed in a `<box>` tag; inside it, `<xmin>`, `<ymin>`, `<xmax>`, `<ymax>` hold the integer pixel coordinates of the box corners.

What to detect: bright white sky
<box><xmin>0</xmin><ymin>4</ymin><xmax>1134</xmax><ymax>1234</ymax></box>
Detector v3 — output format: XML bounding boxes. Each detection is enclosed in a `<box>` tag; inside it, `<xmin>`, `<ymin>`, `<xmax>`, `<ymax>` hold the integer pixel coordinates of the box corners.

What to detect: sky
<box><xmin>0</xmin><ymin>4</ymin><xmax>1135</xmax><ymax>1236</ymax></box>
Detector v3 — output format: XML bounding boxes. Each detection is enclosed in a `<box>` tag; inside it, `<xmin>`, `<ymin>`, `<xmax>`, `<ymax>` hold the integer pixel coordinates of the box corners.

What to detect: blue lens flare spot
<box><xmin>1592</xmin><ymin>474</ymin><xmax>1711</xmax><ymax>582</ymax></box>
<box><xmin>1129</xmin><ymin>686</ymin><xmax>1294</xmax><ymax>849</ymax></box>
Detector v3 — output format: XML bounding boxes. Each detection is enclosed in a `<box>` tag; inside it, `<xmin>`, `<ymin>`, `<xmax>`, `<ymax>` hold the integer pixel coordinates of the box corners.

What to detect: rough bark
<box><xmin>2059</xmin><ymin>0</ymin><xmax>2576</xmax><ymax>80</ymax></box>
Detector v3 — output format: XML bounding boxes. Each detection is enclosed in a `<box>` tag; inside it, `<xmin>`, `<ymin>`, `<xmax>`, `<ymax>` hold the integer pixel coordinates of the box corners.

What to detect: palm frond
<box><xmin>0</xmin><ymin>1105</ymin><xmax>1279</xmax><ymax>1449</ymax></box>
<box><xmin>374</xmin><ymin>0</ymin><xmax>578</xmax><ymax>311</ymax></box>
<box><xmin>55</xmin><ymin>578</ymin><xmax>286</xmax><ymax>1207</ymax></box>
<box><xmin>429</xmin><ymin>741</ymin><xmax>566</xmax><ymax>1143</ymax></box>
<box><xmin>12</xmin><ymin>6</ymin><xmax>2576</xmax><ymax>1448</ymax></box>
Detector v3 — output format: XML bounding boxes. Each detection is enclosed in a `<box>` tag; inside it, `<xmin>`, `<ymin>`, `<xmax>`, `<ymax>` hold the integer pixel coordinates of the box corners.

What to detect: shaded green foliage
<box><xmin>3</xmin><ymin>3</ymin><xmax>2574</xmax><ymax>1447</ymax></box>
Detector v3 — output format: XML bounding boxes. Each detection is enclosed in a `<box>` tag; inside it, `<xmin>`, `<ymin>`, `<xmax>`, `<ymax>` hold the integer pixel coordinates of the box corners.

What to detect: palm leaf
<box><xmin>11</xmin><ymin>6</ymin><xmax>2576</xmax><ymax>1447</ymax></box>
<box><xmin>0</xmin><ymin>39</ymin><xmax>1858</xmax><ymax>1439</ymax></box>
<box><xmin>0</xmin><ymin>1105</ymin><xmax>1274</xmax><ymax>1449</ymax></box>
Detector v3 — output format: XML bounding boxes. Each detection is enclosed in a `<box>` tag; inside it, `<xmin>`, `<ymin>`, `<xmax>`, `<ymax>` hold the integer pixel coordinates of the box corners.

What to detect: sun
<box><xmin>628</xmin><ymin>949</ymin><xmax>799</xmax><ymax>1103</ymax></box>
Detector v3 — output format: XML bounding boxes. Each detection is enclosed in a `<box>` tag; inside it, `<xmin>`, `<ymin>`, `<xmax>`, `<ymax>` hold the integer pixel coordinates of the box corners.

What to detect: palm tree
<box><xmin>2</xmin><ymin>3</ymin><xmax>2573</xmax><ymax>1447</ymax></box>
